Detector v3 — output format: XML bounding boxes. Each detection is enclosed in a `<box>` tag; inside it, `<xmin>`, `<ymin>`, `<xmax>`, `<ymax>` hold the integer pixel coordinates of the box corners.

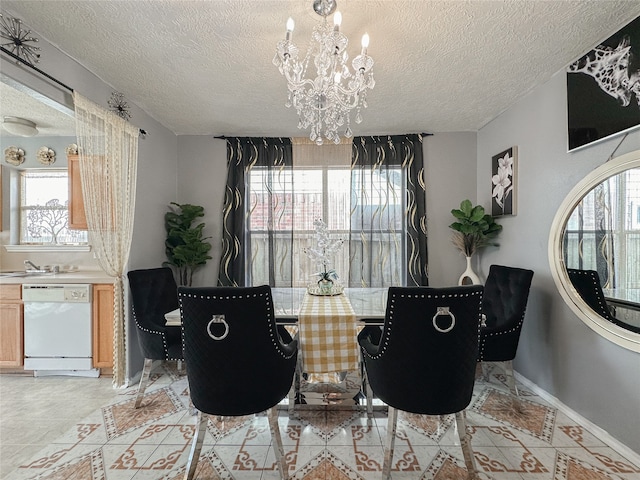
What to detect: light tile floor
<box><xmin>1</xmin><ymin>365</ymin><xmax>639</xmax><ymax>480</ymax></box>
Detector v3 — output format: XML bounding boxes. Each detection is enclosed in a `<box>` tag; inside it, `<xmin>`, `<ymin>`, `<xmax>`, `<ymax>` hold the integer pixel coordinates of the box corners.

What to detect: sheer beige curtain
<box><xmin>292</xmin><ymin>138</ymin><xmax>351</xmax><ymax>286</ymax></box>
<box><xmin>73</xmin><ymin>92</ymin><xmax>138</xmax><ymax>388</ymax></box>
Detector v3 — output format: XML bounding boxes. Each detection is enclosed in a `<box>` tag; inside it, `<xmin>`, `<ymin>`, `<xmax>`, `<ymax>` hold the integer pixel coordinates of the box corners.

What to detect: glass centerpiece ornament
<box><xmin>303</xmin><ymin>219</ymin><xmax>344</xmax><ymax>295</ymax></box>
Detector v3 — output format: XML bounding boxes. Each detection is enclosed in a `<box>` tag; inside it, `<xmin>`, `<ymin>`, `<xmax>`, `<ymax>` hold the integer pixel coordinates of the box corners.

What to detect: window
<box><xmin>20</xmin><ymin>169</ymin><xmax>87</xmax><ymax>245</ymax></box>
<box><xmin>565</xmin><ymin>168</ymin><xmax>640</xmax><ymax>288</ymax></box>
<box><xmin>247</xmin><ymin>165</ymin><xmax>403</xmax><ymax>287</ymax></box>
<box><xmin>218</xmin><ymin>135</ymin><xmax>427</xmax><ymax>288</ymax></box>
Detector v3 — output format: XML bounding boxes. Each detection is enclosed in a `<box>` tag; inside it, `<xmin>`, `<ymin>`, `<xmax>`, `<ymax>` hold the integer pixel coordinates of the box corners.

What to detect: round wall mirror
<box><xmin>549</xmin><ymin>148</ymin><xmax>640</xmax><ymax>352</ymax></box>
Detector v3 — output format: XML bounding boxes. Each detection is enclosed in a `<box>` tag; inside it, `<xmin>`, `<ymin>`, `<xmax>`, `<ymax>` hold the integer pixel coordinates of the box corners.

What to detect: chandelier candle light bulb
<box><xmin>286</xmin><ymin>17</ymin><xmax>294</xmax><ymax>41</ymax></box>
<box><xmin>361</xmin><ymin>33</ymin><xmax>369</xmax><ymax>56</ymax></box>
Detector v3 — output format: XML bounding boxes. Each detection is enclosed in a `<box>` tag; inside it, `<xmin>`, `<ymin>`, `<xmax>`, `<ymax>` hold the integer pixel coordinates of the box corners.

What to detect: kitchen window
<box><xmin>20</xmin><ymin>169</ymin><xmax>88</xmax><ymax>245</ymax></box>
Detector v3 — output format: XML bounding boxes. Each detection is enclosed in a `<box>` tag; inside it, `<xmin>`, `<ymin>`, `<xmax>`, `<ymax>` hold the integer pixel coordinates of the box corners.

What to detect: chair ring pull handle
<box><xmin>433</xmin><ymin>306</ymin><xmax>455</xmax><ymax>333</ymax></box>
<box><xmin>207</xmin><ymin>315</ymin><xmax>229</xmax><ymax>340</ymax></box>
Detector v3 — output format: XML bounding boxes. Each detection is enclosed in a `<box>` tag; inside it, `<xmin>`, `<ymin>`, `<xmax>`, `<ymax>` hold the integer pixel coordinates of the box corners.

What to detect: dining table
<box><xmin>164</xmin><ymin>287</ymin><xmax>388</xmax><ymax>326</ymax></box>
<box><xmin>165</xmin><ymin>287</ymin><xmax>388</xmax><ymax>413</ymax></box>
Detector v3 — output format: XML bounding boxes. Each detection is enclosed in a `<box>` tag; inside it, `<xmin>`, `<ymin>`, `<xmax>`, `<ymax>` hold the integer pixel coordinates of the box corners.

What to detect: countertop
<box><xmin>0</xmin><ymin>270</ymin><xmax>115</xmax><ymax>285</ymax></box>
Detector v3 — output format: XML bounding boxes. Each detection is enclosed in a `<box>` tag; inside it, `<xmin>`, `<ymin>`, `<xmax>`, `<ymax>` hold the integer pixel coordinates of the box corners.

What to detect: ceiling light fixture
<box><xmin>2</xmin><ymin>116</ymin><xmax>38</xmax><ymax>137</ymax></box>
<box><xmin>273</xmin><ymin>0</ymin><xmax>375</xmax><ymax>145</ymax></box>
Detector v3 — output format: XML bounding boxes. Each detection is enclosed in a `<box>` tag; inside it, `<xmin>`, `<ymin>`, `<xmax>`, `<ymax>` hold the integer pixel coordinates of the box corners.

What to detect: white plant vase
<box><xmin>458</xmin><ymin>256</ymin><xmax>481</xmax><ymax>285</ymax></box>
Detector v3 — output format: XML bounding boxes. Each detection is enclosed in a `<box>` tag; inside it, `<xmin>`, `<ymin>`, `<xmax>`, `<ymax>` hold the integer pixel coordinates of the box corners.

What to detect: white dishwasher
<box><xmin>23</xmin><ymin>284</ymin><xmax>99</xmax><ymax>377</ymax></box>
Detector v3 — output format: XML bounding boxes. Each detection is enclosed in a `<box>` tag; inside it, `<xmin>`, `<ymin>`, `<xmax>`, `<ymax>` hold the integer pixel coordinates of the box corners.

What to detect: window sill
<box><xmin>4</xmin><ymin>245</ymin><xmax>92</xmax><ymax>253</ymax></box>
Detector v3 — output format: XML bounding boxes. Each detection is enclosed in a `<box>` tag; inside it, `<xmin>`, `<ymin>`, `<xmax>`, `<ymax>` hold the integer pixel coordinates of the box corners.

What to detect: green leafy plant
<box><xmin>449</xmin><ymin>199</ymin><xmax>502</xmax><ymax>256</ymax></box>
<box><xmin>164</xmin><ymin>202</ymin><xmax>212</xmax><ymax>286</ymax></box>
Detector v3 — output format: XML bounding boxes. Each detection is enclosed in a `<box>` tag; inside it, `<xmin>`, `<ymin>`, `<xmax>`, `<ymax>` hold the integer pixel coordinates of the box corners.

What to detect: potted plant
<box><xmin>164</xmin><ymin>202</ymin><xmax>212</xmax><ymax>286</ymax></box>
<box><xmin>449</xmin><ymin>199</ymin><xmax>502</xmax><ymax>283</ymax></box>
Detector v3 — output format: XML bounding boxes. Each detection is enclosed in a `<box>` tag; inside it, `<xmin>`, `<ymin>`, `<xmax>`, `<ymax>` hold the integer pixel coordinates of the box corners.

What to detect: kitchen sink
<box><xmin>0</xmin><ymin>270</ymin><xmax>60</xmax><ymax>278</ymax></box>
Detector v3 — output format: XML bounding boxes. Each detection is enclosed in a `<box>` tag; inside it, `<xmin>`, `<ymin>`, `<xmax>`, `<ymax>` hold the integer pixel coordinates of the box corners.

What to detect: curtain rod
<box><xmin>214</xmin><ymin>133</ymin><xmax>432</xmax><ymax>140</ymax></box>
<box><xmin>1</xmin><ymin>46</ymin><xmax>147</xmax><ymax>137</ymax></box>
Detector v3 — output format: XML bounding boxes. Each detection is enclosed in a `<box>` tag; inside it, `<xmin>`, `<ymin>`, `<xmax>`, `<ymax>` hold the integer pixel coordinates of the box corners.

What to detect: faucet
<box><xmin>24</xmin><ymin>260</ymin><xmax>41</xmax><ymax>270</ymax></box>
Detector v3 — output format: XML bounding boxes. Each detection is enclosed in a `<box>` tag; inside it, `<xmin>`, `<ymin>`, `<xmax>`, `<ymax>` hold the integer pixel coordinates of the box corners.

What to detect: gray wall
<box><xmin>424</xmin><ymin>132</ymin><xmax>478</xmax><ymax>286</ymax></box>
<box><xmin>477</xmin><ymin>71</ymin><xmax>640</xmax><ymax>452</ymax></box>
<box><xmin>176</xmin><ymin>136</ymin><xmax>226</xmax><ymax>287</ymax></box>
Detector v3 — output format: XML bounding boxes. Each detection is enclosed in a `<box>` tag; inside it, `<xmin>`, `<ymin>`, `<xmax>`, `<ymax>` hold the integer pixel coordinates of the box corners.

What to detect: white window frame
<box><xmin>18</xmin><ymin>168</ymin><xmax>88</xmax><ymax>246</ymax></box>
<box><xmin>246</xmin><ymin>164</ymin><xmax>404</xmax><ymax>287</ymax></box>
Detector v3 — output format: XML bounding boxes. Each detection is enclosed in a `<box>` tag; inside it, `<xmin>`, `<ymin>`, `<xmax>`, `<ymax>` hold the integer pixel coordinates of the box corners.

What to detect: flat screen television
<box><xmin>567</xmin><ymin>16</ymin><xmax>640</xmax><ymax>152</ymax></box>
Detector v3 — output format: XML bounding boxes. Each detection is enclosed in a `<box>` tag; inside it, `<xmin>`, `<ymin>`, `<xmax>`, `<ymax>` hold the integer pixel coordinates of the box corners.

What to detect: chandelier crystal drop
<box><xmin>273</xmin><ymin>0</ymin><xmax>375</xmax><ymax>145</ymax></box>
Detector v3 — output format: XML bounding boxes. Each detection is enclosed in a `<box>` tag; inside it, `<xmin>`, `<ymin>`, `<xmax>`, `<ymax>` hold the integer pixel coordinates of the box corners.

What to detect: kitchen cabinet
<box><xmin>68</xmin><ymin>153</ymin><xmax>88</xmax><ymax>230</ymax></box>
<box><xmin>92</xmin><ymin>283</ymin><xmax>114</xmax><ymax>369</ymax></box>
<box><xmin>0</xmin><ymin>285</ymin><xmax>23</xmax><ymax>367</ymax></box>
<box><xmin>1</xmin><ymin>165</ymin><xmax>3</xmax><ymax>232</ymax></box>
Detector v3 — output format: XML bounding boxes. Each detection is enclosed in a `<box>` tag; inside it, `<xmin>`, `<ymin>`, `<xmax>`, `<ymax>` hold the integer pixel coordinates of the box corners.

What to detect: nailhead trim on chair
<box><xmin>477</xmin><ymin>311</ymin><xmax>526</xmax><ymax>360</ymax></box>
<box><xmin>131</xmin><ymin>309</ymin><xmax>177</xmax><ymax>361</ymax></box>
<box><xmin>476</xmin><ymin>265</ymin><xmax>533</xmax><ymax>364</ymax></box>
<box><xmin>570</xmin><ymin>269</ymin><xmax>612</xmax><ymax>318</ymax></box>
<box><xmin>178</xmin><ymin>290</ymin><xmax>296</xmax><ymax>360</ymax></box>
<box><xmin>363</xmin><ymin>290</ymin><xmax>483</xmax><ymax>360</ymax></box>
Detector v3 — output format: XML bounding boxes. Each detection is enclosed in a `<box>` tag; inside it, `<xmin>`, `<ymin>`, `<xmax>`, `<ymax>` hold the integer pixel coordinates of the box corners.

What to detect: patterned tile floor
<box><xmin>1</xmin><ymin>365</ymin><xmax>639</xmax><ymax>480</ymax></box>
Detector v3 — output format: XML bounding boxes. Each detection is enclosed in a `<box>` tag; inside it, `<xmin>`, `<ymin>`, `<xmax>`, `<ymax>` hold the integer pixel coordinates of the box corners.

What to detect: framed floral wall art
<box><xmin>491</xmin><ymin>146</ymin><xmax>517</xmax><ymax>216</ymax></box>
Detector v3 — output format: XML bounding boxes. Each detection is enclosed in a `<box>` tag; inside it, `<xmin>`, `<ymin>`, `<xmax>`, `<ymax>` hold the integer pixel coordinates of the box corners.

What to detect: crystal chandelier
<box><xmin>273</xmin><ymin>0</ymin><xmax>375</xmax><ymax>145</ymax></box>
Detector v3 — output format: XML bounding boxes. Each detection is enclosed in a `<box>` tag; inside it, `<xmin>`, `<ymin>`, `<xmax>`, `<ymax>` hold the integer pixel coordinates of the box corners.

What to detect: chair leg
<box><xmin>267</xmin><ymin>406</ymin><xmax>289</xmax><ymax>480</ymax></box>
<box><xmin>503</xmin><ymin>360</ymin><xmax>525</xmax><ymax>413</ymax></box>
<box><xmin>184</xmin><ymin>410</ymin><xmax>207</xmax><ymax>480</ymax></box>
<box><xmin>134</xmin><ymin>358</ymin><xmax>154</xmax><ymax>408</ymax></box>
<box><xmin>382</xmin><ymin>406</ymin><xmax>398</xmax><ymax>480</ymax></box>
<box><xmin>454</xmin><ymin>411</ymin><xmax>479</xmax><ymax>480</ymax></box>
<box><xmin>503</xmin><ymin>360</ymin><xmax>519</xmax><ymax>396</ymax></box>
<box><xmin>288</xmin><ymin>357</ymin><xmax>301</xmax><ymax>417</ymax></box>
<box><xmin>360</xmin><ymin>360</ymin><xmax>373</xmax><ymax>416</ymax></box>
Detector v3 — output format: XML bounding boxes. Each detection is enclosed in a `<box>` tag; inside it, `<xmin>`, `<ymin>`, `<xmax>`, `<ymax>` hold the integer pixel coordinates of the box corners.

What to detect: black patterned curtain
<box><xmin>593</xmin><ymin>183</ymin><xmax>616</xmax><ymax>288</ymax></box>
<box><xmin>217</xmin><ymin>137</ymin><xmax>293</xmax><ymax>286</ymax></box>
<box><xmin>350</xmin><ymin>134</ymin><xmax>428</xmax><ymax>286</ymax></box>
<box><xmin>564</xmin><ymin>179</ymin><xmax>616</xmax><ymax>289</ymax></box>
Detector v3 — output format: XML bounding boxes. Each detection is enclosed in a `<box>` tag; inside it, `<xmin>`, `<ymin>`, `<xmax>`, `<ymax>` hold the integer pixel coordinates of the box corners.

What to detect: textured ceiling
<box><xmin>2</xmin><ymin>1</ymin><xmax>640</xmax><ymax>138</ymax></box>
<box><xmin>0</xmin><ymin>81</ymin><xmax>75</xmax><ymax>137</ymax></box>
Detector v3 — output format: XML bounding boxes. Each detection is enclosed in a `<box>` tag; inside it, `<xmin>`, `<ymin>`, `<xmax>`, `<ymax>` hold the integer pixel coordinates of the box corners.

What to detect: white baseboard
<box><xmin>515</xmin><ymin>371</ymin><xmax>640</xmax><ymax>465</ymax></box>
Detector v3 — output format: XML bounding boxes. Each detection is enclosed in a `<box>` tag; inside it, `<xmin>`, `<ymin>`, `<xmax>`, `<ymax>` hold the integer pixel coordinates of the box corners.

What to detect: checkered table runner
<box><xmin>298</xmin><ymin>292</ymin><xmax>359</xmax><ymax>374</ymax></box>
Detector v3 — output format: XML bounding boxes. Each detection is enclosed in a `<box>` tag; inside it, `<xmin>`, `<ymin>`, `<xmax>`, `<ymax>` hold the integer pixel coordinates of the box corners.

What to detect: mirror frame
<box><xmin>549</xmin><ymin>148</ymin><xmax>640</xmax><ymax>352</ymax></box>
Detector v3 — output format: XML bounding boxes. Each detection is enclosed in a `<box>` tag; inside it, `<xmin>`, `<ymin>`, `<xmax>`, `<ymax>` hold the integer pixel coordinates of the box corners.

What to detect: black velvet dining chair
<box><xmin>566</xmin><ymin>268</ymin><xmax>617</xmax><ymax>322</ymax></box>
<box><xmin>358</xmin><ymin>285</ymin><xmax>484</xmax><ymax>480</ymax></box>
<box><xmin>477</xmin><ymin>264</ymin><xmax>534</xmax><ymax>397</ymax></box>
<box><xmin>178</xmin><ymin>285</ymin><xmax>298</xmax><ymax>480</ymax></box>
<box><xmin>127</xmin><ymin>267</ymin><xmax>183</xmax><ymax>408</ymax></box>
<box><xmin>566</xmin><ymin>268</ymin><xmax>640</xmax><ymax>333</ymax></box>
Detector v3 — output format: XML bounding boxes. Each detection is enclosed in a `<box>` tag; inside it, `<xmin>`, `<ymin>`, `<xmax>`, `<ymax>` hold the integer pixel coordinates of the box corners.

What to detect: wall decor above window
<box><xmin>4</xmin><ymin>145</ymin><xmax>25</xmax><ymax>166</ymax></box>
<box><xmin>37</xmin><ymin>146</ymin><xmax>56</xmax><ymax>165</ymax></box>
<box><xmin>65</xmin><ymin>143</ymin><xmax>78</xmax><ymax>155</ymax></box>
<box><xmin>0</xmin><ymin>13</ymin><xmax>41</xmax><ymax>64</ymax></box>
<box><xmin>567</xmin><ymin>15</ymin><xmax>640</xmax><ymax>152</ymax></box>
<box><xmin>108</xmin><ymin>91</ymin><xmax>131</xmax><ymax>120</ymax></box>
